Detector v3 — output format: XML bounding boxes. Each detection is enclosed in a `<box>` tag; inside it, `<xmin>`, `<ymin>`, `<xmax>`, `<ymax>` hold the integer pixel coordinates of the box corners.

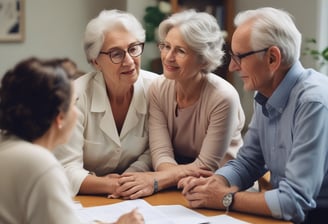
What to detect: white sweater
<box><xmin>0</xmin><ymin>135</ymin><xmax>81</xmax><ymax>224</ymax></box>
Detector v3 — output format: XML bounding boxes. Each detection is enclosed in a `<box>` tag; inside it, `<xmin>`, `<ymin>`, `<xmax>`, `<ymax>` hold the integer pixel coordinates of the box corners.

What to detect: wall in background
<box><xmin>0</xmin><ymin>0</ymin><xmax>126</xmax><ymax>76</ymax></box>
<box><xmin>0</xmin><ymin>0</ymin><xmax>160</xmax><ymax>77</ymax></box>
<box><xmin>0</xmin><ymin>0</ymin><xmax>326</xmax><ymax>128</ymax></box>
<box><xmin>1</xmin><ymin>0</ymin><xmax>324</xmax><ymax>77</ymax></box>
<box><xmin>318</xmin><ymin>0</ymin><xmax>328</xmax><ymax>75</ymax></box>
<box><xmin>0</xmin><ymin>0</ymin><xmax>126</xmax><ymax>77</ymax></box>
<box><xmin>126</xmin><ymin>0</ymin><xmax>160</xmax><ymax>70</ymax></box>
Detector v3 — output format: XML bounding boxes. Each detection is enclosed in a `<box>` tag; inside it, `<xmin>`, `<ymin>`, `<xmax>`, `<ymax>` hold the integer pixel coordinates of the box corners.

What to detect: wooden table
<box><xmin>75</xmin><ymin>190</ymin><xmax>291</xmax><ymax>224</ymax></box>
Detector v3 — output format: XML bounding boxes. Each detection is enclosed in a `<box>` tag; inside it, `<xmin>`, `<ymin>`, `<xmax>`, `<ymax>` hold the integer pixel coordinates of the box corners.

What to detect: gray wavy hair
<box><xmin>158</xmin><ymin>9</ymin><xmax>225</xmax><ymax>74</ymax></box>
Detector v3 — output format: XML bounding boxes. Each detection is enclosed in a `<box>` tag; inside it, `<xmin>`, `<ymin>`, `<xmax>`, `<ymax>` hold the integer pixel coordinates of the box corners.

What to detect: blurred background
<box><xmin>0</xmin><ymin>0</ymin><xmax>327</xmax><ymax>130</ymax></box>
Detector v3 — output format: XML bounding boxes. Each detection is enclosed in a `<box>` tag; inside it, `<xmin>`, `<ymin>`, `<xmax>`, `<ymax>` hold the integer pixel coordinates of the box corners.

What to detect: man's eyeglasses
<box><xmin>229</xmin><ymin>47</ymin><xmax>269</xmax><ymax>66</ymax></box>
<box><xmin>158</xmin><ymin>42</ymin><xmax>187</xmax><ymax>59</ymax></box>
<box><xmin>99</xmin><ymin>43</ymin><xmax>144</xmax><ymax>64</ymax></box>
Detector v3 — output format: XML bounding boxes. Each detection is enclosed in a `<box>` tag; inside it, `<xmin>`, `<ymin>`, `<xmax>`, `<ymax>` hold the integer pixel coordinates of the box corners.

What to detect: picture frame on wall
<box><xmin>0</xmin><ymin>0</ymin><xmax>24</xmax><ymax>42</ymax></box>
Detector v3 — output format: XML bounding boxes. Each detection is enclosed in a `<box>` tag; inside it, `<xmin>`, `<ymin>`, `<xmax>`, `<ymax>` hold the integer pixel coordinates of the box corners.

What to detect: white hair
<box><xmin>234</xmin><ymin>7</ymin><xmax>302</xmax><ymax>65</ymax></box>
<box><xmin>83</xmin><ymin>9</ymin><xmax>145</xmax><ymax>63</ymax></box>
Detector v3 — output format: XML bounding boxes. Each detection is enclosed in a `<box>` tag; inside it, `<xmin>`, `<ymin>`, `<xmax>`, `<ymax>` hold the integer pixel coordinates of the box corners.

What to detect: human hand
<box><xmin>80</xmin><ymin>173</ymin><xmax>121</xmax><ymax>196</ymax></box>
<box><xmin>170</xmin><ymin>164</ymin><xmax>213</xmax><ymax>182</ymax></box>
<box><xmin>179</xmin><ymin>175</ymin><xmax>236</xmax><ymax>209</ymax></box>
<box><xmin>103</xmin><ymin>173</ymin><xmax>121</xmax><ymax>199</ymax></box>
<box><xmin>177</xmin><ymin>176</ymin><xmax>199</xmax><ymax>190</ymax></box>
<box><xmin>178</xmin><ymin>173</ymin><xmax>227</xmax><ymax>191</ymax></box>
<box><xmin>115</xmin><ymin>208</ymin><xmax>144</xmax><ymax>224</ymax></box>
<box><xmin>115</xmin><ymin>172</ymin><xmax>155</xmax><ymax>199</ymax></box>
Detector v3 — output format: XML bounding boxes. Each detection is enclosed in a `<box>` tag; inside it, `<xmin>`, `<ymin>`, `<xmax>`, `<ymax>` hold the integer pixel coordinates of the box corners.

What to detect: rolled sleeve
<box><xmin>265</xmin><ymin>189</ymin><xmax>282</xmax><ymax>219</ymax></box>
<box><xmin>215</xmin><ymin>166</ymin><xmax>243</xmax><ymax>187</ymax></box>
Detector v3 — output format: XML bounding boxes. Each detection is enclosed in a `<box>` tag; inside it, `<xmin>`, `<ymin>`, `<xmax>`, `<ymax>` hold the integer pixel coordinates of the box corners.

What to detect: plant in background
<box><xmin>143</xmin><ymin>1</ymin><xmax>171</xmax><ymax>42</ymax></box>
<box><xmin>303</xmin><ymin>38</ymin><xmax>328</xmax><ymax>68</ymax></box>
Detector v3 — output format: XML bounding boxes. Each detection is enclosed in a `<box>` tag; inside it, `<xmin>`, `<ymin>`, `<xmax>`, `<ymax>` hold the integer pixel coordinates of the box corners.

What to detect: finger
<box><xmin>188</xmin><ymin>198</ymin><xmax>202</xmax><ymax>208</ymax></box>
<box><xmin>116</xmin><ymin>182</ymin><xmax>135</xmax><ymax>194</ymax></box>
<box><xmin>120</xmin><ymin>185</ymin><xmax>143</xmax><ymax>198</ymax></box>
<box><xmin>178</xmin><ymin>176</ymin><xmax>192</xmax><ymax>189</ymax></box>
<box><xmin>118</xmin><ymin>175</ymin><xmax>135</xmax><ymax>185</ymax></box>
<box><xmin>129</xmin><ymin>190</ymin><xmax>144</xmax><ymax>200</ymax></box>
<box><xmin>129</xmin><ymin>208</ymin><xmax>140</xmax><ymax>215</ymax></box>
<box><xmin>183</xmin><ymin>190</ymin><xmax>206</xmax><ymax>208</ymax></box>
<box><xmin>107</xmin><ymin>193</ymin><xmax>120</xmax><ymax>199</ymax></box>
<box><xmin>133</xmin><ymin>183</ymin><xmax>154</xmax><ymax>199</ymax></box>
<box><xmin>199</xmin><ymin>169</ymin><xmax>214</xmax><ymax>177</ymax></box>
<box><xmin>181</xmin><ymin>181</ymin><xmax>197</xmax><ymax>194</ymax></box>
<box><xmin>120</xmin><ymin>172</ymin><xmax>134</xmax><ymax>178</ymax></box>
<box><xmin>130</xmin><ymin>209</ymin><xmax>145</xmax><ymax>223</ymax></box>
<box><xmin>199</xmin><ymin>165</ymin><xmax>212</xmax><ymax>171</ymax></box>
<box><xmin>177</xmin><ymin>178</ymin><xmax>185</xmax><ymax>189</ymax></box>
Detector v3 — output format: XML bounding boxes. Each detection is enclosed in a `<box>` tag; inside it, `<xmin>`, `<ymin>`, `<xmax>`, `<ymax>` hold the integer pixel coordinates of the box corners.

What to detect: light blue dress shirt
<box><xmin>216</xmin><ymin>61</ymin><xmax>328</xmax><ymax>223</ymax></box>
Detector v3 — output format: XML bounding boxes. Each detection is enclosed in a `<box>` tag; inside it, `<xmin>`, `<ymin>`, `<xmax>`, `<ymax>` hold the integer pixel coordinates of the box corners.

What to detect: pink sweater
<box><xmin>149</xmin><ymin>74</ymin><xmax>245</xmax><ymax>171</ymax></box>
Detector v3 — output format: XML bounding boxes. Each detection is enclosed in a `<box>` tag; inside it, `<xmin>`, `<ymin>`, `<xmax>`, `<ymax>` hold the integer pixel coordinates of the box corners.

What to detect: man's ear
<box><xmin>268</xmin><ymin>46</ymin><xmax>281</xmax><ymax>71</ymax></box>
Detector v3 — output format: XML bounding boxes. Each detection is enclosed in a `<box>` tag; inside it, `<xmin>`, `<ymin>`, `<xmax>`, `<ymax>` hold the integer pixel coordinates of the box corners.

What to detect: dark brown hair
<box><xmin>0</xmin><ymin>57</ymin><xmax>73</xmax><ymax>141</ymax></box>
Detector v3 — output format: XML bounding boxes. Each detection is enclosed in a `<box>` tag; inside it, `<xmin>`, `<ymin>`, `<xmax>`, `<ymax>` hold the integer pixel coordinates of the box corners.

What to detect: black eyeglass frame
<box><xmin>229</xmin><ymin>47</ymin><xmax>269</xmax><ymax>66</ymax></box>
<box><xmin>99</xmin><ymin>42</ymin><xmax>145</xmax><ymax>64</ymax></box>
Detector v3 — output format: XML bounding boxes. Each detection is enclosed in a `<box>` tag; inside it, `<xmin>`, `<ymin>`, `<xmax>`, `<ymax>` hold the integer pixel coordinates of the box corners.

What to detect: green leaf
<box><xmin>322</xmin><ymin>47</ymin><xmax>328</xmax><ymax>61</ymax></box>
<box><xmin>310</xmin><ymin>50</ymin><xmax>320</xmax><ymax>55</ymax></box>
<box><xmin>306</xmin><ymin>38</ymin><xmax>317</xmax><ymax>44</ymax></box>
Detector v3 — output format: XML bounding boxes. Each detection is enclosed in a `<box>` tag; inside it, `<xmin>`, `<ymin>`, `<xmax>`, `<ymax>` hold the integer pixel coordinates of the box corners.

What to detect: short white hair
<box><xmin>235</xmin><ymin>7</ymin><xmax>302</xmax><ymax>65</ymax></box>
<box><xmin>83</xmin><ymin>9</ymin><xmax>145</xmax><ymax>63</ymax></box>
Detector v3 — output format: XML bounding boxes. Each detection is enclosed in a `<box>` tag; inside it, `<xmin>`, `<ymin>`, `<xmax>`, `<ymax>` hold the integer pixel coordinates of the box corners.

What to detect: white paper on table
<box><xmin>75</xmin><ymin>199</ymin><xmax>175</xmax><ymax>224</ymax></box>
<box><xmin>74</xmin><ymin>199</ymin><xmax>250</xmax><ymax>224</ymax></box>
<box><xmin>207</xmin><ymin>214</ymin><xmax>251</xmax><ymax>224</ymax></box>
<box><xmin>154</xmin><ymin>205</ymin><xmax>210</xmax><ymax>224</ymax></box>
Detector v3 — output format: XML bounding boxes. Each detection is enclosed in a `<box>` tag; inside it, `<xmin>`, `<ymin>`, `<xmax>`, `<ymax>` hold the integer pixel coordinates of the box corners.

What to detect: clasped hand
<box><xmin>110</xmin><ymin>172</ymin><xmax>155</xmax><ymax>200</ymax></box>
<box><xmin>108</xmin><ymin>165</ymin><xmax>213</xmax><ymax>200</ymax></box>
<box><xmin>178</xmin><ymin>174</ymin><xmax>238</xmax><ymax>209</ymax></box>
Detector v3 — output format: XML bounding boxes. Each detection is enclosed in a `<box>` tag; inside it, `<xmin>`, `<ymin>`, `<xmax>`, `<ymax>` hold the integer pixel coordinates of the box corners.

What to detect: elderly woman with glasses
<box><xmin>54</xmin><ymin>9</ymin><xmax>158</xmax><ymax>198</ymax></box>
<box><xmin>115</xmin><ymin>9</ymin><xmax>245</xmax><ymax>199</ymax></box>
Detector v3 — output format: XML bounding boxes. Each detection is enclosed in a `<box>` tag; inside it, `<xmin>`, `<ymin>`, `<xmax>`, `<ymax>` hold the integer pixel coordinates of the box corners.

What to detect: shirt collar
<box><xmin>255</xmin><ymin>61</ymin><xmax>304</xmax><ymax>117</ymax></box>
<box><xmin>91</xmin><ymin>71</ymin><xmax>147</xmax><ymax>115</ymax></box>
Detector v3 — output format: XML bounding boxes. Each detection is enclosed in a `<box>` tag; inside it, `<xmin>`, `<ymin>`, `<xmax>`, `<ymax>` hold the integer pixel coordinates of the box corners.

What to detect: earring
<box><xmin>58</xmin><ymin>124</ymin><xmax>63</xmax><ymax>129</ymax></box>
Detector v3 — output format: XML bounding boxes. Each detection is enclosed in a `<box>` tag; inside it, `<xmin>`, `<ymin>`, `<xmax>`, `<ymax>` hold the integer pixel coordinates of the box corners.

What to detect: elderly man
<box><xmin>178</xmin><ymin>7</ymin><xmax>328</xmax><ymax>224</ymax></box>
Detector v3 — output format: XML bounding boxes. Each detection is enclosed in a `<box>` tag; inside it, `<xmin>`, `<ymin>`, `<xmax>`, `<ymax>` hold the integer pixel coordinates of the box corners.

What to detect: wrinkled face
<box><xmin>93</xmin><ymin>26</ymin><xmax>142</xmax><ymax>88</ymax></box>
<box><xmin>229</xmin><ymin>21</ymin><xmax>273</xmax><ymax>95</ymax></box>
<box><xmin>160</xmin><ymin>27</ymin><xmax>204</xmax><ymax>82</ymax></box>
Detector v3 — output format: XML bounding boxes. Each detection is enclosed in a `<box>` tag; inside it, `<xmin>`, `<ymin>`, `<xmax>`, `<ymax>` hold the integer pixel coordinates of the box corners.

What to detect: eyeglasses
<box><xmin>158</xmin><ymin>42</ymin><xmax>187</xmax><ymax>59</ymax></box>
<box><xmin>229</xmin><ymin>47</ymin><xmax>269</xmax><ymax>66</ymax></box>
<box><xmin>99</xmin><ymin>43</ymin><xmax>144</xmax><ymax>64</ymax></box>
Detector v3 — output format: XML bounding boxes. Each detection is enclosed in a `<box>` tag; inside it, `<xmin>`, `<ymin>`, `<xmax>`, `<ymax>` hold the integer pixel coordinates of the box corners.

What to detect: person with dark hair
<box><xmin>58</xmin><ymin>57</ymin><xmax>85</xmax><ymax>79</ymax></box>
<box><xmin>0</xmin><ymin>57</ymin><xmax>144</xmax><ymax>224</ymax></box>
<box><xmin>178</xmin><ymin>7</ymin><xmax>328</xmax><ymax>224</ymax></box>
